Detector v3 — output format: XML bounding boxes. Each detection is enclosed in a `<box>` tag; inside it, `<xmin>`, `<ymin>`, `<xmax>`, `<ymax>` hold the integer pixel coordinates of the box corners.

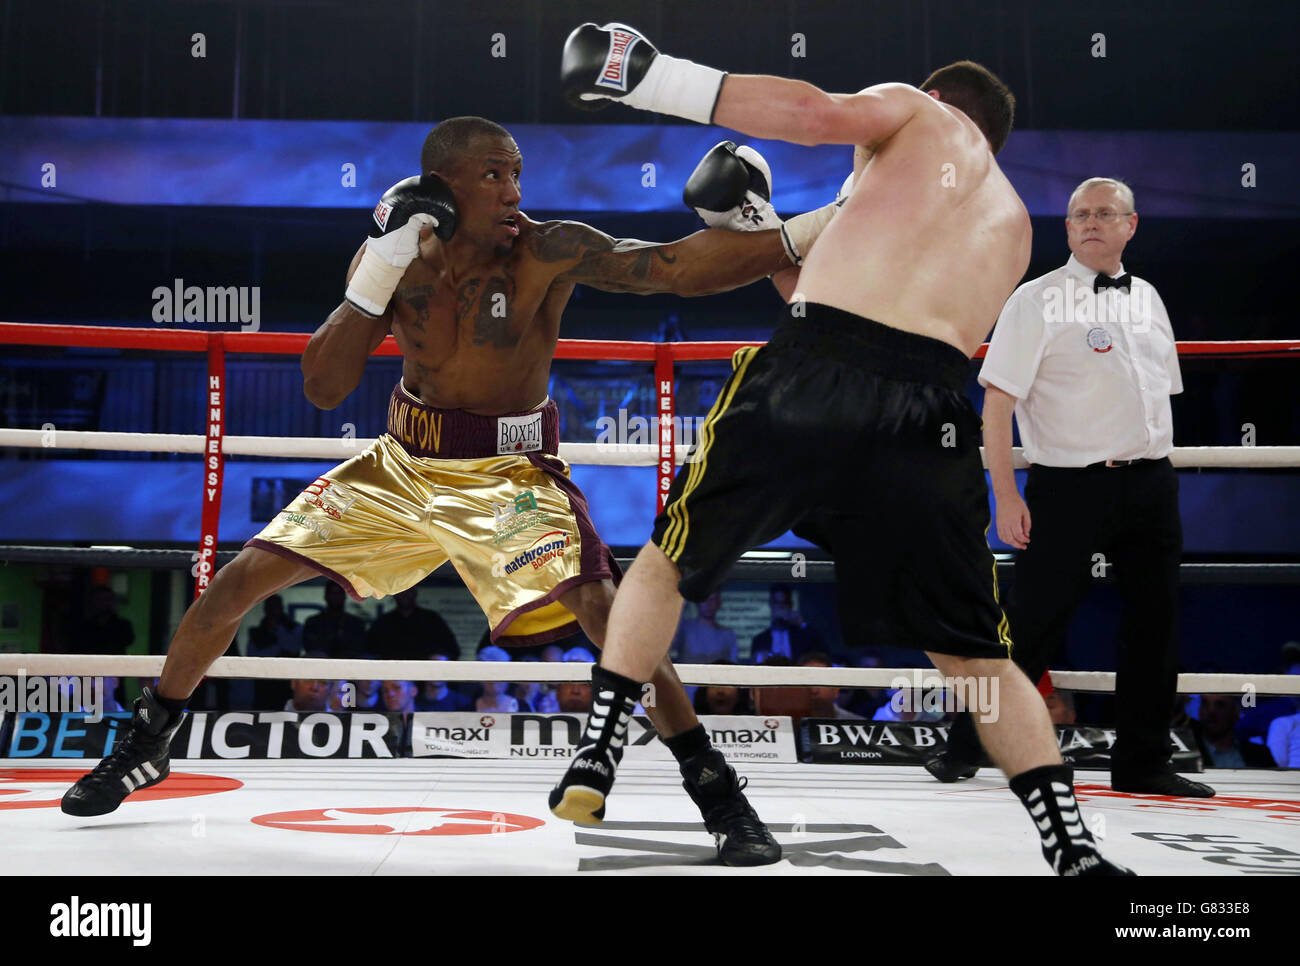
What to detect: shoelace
<box><xmin>704</xmin><ymin>777</ymin><xmax>772</xmax><ymax>844</ymax></box>
<box><xmin>79</xmin><ymin>724</ymin><xmax>155</xmax><ymax>787</ymax></box>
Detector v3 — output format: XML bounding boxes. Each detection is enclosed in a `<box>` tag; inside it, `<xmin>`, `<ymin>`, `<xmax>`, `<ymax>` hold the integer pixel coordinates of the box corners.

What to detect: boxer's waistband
<box><xmin>769</xmin><ymin>302</ymin><xmax>972</xmax><ymax>394</ymax></box>
<box><xmin>384</xmin><ymin>382</ymin><xmax>559</xmax><ymax>459</ymax></box>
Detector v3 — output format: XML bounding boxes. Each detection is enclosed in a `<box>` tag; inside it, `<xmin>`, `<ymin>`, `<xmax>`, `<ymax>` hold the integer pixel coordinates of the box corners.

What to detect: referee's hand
<box><xmin>996</xmin><ymin>493</ymin><xmax>1032</xmax><ymax>549</ymax></box>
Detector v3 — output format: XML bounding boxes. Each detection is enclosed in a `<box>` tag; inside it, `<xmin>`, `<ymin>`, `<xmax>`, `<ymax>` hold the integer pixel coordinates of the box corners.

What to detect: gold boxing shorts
<box><xmin>246</xmin><ymin>381</ymin><xmax>619</xmax><ymax>647</ymax></box>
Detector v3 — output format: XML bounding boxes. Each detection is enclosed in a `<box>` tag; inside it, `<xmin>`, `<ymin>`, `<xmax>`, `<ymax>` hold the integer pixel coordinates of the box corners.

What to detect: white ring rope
<box><xmin>0</xmin><ymin>655</ymin><xmax>1296</xmax><ymax>694</ymax></box>
<box><xmin>1</xmin><ymin>428</ymin><xmax>1299</xmax><ymax>468</ymax></box>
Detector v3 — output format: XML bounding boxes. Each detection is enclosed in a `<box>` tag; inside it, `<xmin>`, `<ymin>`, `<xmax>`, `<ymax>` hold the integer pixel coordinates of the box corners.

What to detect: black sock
<box><xmin>581</xmin><ymin>666</ymin><xmax>644</xmax><ymax>757</ymax></box>
<box><xmin>152</xmin><ymin>691</ymin><xmax>189</xmax><ymax>720</ymax></box>
<box><xmin>1009</xmin><ymin>764</ymin><xmax>1100</xmax><ymax>874</ymax></box>
<box><xmin>664</xmin><ymin>723</ymin><xmax>712</xmax><ymax>764</ymax></box>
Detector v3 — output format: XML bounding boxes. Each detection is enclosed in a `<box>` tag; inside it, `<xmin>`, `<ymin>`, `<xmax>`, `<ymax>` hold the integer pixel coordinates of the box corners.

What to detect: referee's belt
<box><xmin>1034</xmin><ymin>458</ymin><xmax>1162</xmax><ymax>470</ymax></box>
<box><xmin>1085</xmin><ymin>457</ymin><xmax>1157</xmax><ymax>469</ymax></box>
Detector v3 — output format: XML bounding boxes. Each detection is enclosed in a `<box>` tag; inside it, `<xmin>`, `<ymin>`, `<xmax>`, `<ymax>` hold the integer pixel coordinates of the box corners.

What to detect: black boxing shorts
<box><xmin>651</xmin><ymin>302</ymin><xmax>1012</xmax><ymax>660</ymax></box>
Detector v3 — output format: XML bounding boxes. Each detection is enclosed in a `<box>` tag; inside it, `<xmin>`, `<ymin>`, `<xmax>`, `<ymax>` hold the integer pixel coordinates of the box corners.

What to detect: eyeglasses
<box><xmin>1068</xmin><ymin>209</ymin><xmax>1134</xmax><ymax>224</ymax></box>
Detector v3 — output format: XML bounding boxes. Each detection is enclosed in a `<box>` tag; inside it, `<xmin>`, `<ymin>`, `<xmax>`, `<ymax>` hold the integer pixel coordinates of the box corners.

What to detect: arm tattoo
<box><xmin>530</xmin><ymin>220</ymin><xmax>678</xmax><ymax>294</ymax></box>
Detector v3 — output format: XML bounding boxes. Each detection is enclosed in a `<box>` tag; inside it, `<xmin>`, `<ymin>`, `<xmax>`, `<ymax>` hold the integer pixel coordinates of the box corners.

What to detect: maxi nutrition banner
<box><xmin>1</xmin><ymin>711</ymin><xmax>797</xmax><ymax>763</ymax></box>
<box><xmin>411</xmin><ymin>713</ymin><xmax>797</xmax><ymax>763</ymax></box>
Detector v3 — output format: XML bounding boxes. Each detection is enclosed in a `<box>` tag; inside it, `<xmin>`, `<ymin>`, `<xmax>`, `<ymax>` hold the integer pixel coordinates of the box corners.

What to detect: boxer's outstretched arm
<box><xmin>531</xmin><ymin>220</ymin><xmax>790</xmax><ymax>296</ymax></box>
<box><xmin>302</xmin><ymin>242</ymin><xmax>392</xmax><ymax>410</ymax></box>
<box><xmin>713</xmin><ymin>78</ymin><xmax>917</xmax><ymax>150</ymax></box>
<box><xmin>771</xmin><ymin>266</ymin><xmax>801</xmax><ymax>303</ymax></box>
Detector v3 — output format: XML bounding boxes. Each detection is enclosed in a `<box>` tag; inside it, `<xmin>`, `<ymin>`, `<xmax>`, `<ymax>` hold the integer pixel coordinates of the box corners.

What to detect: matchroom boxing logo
<box><xmin>251</xmin><ymin>807</ymin><xmax>545</xmax><ymax>835</ymax></box>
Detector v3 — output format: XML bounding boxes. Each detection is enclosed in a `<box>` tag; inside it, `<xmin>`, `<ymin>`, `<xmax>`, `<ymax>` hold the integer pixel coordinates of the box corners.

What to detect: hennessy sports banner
<box><xmin>1</xmin><ymin>711</ymin><xmax>797</xmax><ymax>762</ymax></box>
<box><xmin>800</xmin><ymin>719</ymin><xmax>1204</xmax><ymax>771</ymax></box>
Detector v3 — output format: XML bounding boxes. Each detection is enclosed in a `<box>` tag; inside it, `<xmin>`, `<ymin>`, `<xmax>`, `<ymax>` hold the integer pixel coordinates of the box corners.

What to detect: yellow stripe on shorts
<box><xmin>660</xmin><ymin>346</ymin><xmax>760</xmax><ymax>561</ymax></box>
<box><xmin>984</xmin><ymin>520</ymin><xmax>1014</xmax><ymax>655</ymax></box>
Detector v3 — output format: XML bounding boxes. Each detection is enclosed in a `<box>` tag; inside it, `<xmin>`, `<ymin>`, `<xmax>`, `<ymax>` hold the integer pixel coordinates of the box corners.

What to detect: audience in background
<box><xmin>694</xmin><ymin>660</ymin><xmax>754</xmax><ymax>717</ymax></box>
<box><xmin>417</xmin><ymin>654</ymin><xmax>472</xmax><ymax>711</ymax></box>
<box><xmin>475</xmin><ymin>645</ymin><xmax>519</xmax><ymax>712</ymax></box>
<box><xmin>344</xmin><ymin>665</ymin><xmax>383</xmax><ymax>710</ymax></box>
<box><xmin>750</xmin><ymin>655</ymin><xmax>806</xmax><ymax>720</ymax></box>
<box><xmin>1235</xmin><ymin>641</ymin><xmax>1300</xmax><ymax>756</ymax></box>
<box><xmin>800</xmin><ymin>651</ymin><xmax>863</xmax><ymax>720</ymax></box>
<box><xmin>671</xmin><ymin>591</ymin><xmax>737</xmax><ymax>664</ymax></box>
<box><xmin>1267</xmin><ymin>709</ymin><xmax>1300</xmax><ymax>768</ymax></box>
<box><xmin>58</xmin><ymin>571</ymin><xmax>1296</xmax><ymax>776</ymax></box>
<box><xmin>554</xmin><ymin>645</ymin><xmax>602</xmax><ymax>713</ymax></box>
<box><xmin>556</xmin><ymin>680</ymin><xmax>592</xmax><ymax>713</ymax></box>
<box><xmin>75</xmin><ymin>585</ymin><xmax>136</xmax><ymax>655</ymax></box>
<box><xmin>286</xmin><ymin>674</ymin><xmax>334</xmax><ymax>712</ymax></box>
<box><xmin>1195</xmin><ymin>693</ymin><xmax>1274</xmax><ymax>767</ymax></box>
<box><xmin>246</xmin><ymin>595</ymin><xmax>302</xmax><ymax>708</ymax></box>
<box><xmin>841</xmin><ymin>652</ymin><xmax>890</xmax><ymax>719</ymax></box>
<box><xmin>873</xmin><ymin>686</ymin><xmax>946</xmax><ymax>723</ymax></box>
<box><xmin>512</xmin><ymin>656</ymin><xmax>551</xmax><ymax>713</ymax></box>
<box><xmin>247</xmin><ymin>594</ymin><xmax>301</xmax><ymax>658</ymax></box>
<box><xmin>380</xmin><ymin>679</ymin><xmax>418</xmax><ymax>714</ymax></box>
<box><xmin>1045</xmin><ymin>690</ymin><xmax>1077</xmax><ymax>726</ymax></box>
<box><xmin>302</xmin><ymin>582</ymin><xmax>367</xmax><ymax>659</ymax></box>
<box><xmin>367</xmin><ymin>587</ymin><xmax>459</xmax><ymax>661</ymax></box>
<box><xmin>751</xmin><ymin>585</ymin><xmax>822</xmax><ymax>663</ymax></box>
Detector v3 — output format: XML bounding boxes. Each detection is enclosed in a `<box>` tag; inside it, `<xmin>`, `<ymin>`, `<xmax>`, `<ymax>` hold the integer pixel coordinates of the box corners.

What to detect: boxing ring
<box><xmin>1</xmin><ymin>322</ymin><xmax>1299</xmax><ymax>878</ymax></box>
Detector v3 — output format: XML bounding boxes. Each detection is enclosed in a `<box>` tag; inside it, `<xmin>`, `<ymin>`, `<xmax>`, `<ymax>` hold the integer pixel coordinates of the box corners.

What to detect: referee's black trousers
<box><xmin>946</xmin><ymin>457</ymin><xmax>1182</xmax><ymax>778</ymax></box>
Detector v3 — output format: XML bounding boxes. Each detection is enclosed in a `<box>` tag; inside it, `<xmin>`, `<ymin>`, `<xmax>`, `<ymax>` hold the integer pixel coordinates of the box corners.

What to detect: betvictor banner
<box><xmin>411</xmin><ymin>713</ymin><xmax>797</xmax><ymax>763</ymax></box>
<box><xmin>5</xmin><ymin>711</ymin><xmax>403</xmax><ymax>759</ymax></box>
<box><xmin>800</xmin><ymin>719</ymin><xmax>1203</xmax><ymax>770</ymax></box>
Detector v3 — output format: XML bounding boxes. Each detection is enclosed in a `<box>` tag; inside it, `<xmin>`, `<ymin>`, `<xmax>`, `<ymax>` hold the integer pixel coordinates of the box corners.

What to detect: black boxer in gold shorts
<box><xmin>63</xmin><ymin>115</ymin><xmax>829</xmax><ymax>865</ymax></box>
<box><xmin>249</xmin><ymin>384</ymin><xmax>613</xmax><ymax>647</ymax></box>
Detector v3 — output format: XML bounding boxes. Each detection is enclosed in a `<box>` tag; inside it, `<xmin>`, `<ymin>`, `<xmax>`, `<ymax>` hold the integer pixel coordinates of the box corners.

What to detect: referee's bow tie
<box><xmin>1094</xmin><ymin>272</ymin><xmax>1132</xmax><ymax>292</ymax></box>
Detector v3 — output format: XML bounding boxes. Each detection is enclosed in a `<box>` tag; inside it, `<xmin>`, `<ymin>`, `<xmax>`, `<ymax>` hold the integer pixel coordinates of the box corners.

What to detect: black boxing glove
<box><xmin>561</xmin><ymin>22</ymin><xmax>725</xmax><ymax>124</ymax></box>
<box><xmin>345</xmin><ymin>174</ymin><xmax>458</xmax><ymax>317</ymax></box>
<box><xmin>683</xmin><ymin>141</ymin><xmax>780</xmax><ymax>231</ymax></box>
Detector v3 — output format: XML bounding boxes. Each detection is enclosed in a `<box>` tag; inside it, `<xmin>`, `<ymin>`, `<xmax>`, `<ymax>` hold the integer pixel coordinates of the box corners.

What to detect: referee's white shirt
<box><xmin>979</xmin><ymin>254</ymin><xmax>1182</xmax><ymax>467</ymax></box>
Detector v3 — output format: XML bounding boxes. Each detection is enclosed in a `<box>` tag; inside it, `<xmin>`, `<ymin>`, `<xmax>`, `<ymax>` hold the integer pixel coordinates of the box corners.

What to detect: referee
<box><xmin>928</xmin><ymin>177</ymin><xmax>1213</xmax><ymax>798</ymax></box>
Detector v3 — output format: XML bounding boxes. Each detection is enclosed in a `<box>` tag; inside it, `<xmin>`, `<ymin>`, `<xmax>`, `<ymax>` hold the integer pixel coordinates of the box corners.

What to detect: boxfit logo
<box><xmin>252</xmin><ymin>807</ymin><xmax>545</xmax><ymax>835</ymax></box>
<box><xmin>0</xmin><ymin>768</ymin><xmax>241</xmax><ymax>810</ymax></box>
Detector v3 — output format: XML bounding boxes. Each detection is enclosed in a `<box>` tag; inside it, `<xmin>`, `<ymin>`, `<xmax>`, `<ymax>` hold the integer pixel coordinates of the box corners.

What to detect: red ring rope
<box><xmin>2</xmin><ymin>321</ymin><xmax>1297</xmax><ymax>593</ymax></box>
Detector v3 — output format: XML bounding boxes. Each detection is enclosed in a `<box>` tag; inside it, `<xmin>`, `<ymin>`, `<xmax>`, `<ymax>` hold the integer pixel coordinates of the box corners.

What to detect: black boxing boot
<box><xmin>924</xmin><ymin>710</ymin><xmax>983</xmax><ymax>782</ymax></box>
<box><xmin>1010</xmin><ymin>764</ymin><xmax>1136</xmax><ymax>876</ymax></box>
<box><xmin>61</xmin><ymin>687</ymin><xmax>186</xmax><ymax>817</ymax></box>
<box><xmin>665</xmin><ymin>724</ymin><xmax>781</xmax><ymax>866</ymax></box>
<box><xmin>549</xmin><ymin>666</ymin><xmax>641</xmax><ymax>823</ymax></box>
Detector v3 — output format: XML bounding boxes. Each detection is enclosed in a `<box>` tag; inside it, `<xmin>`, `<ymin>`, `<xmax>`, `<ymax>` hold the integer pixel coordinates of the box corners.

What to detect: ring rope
<box><xmin>1</xmin><ymin>429</ymin><xmax>1297</xmax><ymax>469</ymax></box>
<box><xmin>3</xmin><ymin>321</ymin><xmax>1299</xmax><ymax>360</ymax></box>
<box><xmin>0</xmin><ymin>654</ymin><xmax>1295</xmax><ymax>694</ymax></box>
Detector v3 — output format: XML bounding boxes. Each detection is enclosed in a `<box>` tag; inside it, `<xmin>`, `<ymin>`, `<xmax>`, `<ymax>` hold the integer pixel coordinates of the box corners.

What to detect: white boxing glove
<box><xmin>682</xmin><ymin>141</ymin><xmax>781</xmax><ymax>232</ymax></box>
